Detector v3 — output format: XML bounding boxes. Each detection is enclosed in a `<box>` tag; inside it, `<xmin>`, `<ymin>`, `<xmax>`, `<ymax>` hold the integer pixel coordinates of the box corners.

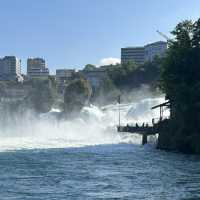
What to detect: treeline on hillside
<box><xmin>89</xmin><ymin>57</ymin><xmax>163</xmax><ymax>104</ymax></box>
<box><xmin>86</xmin><ymin>57</ymin><xmax>163</xmax><ymax>91</ymax></box>
<box><xmin>107</xmin><ymin>58</ymin><xmax>162</xmax><ymax>90</ymax></box>
<box><xmin>24</xmin><ymin>77</ymin><xmax>57</xmax><ymax>113</ymax></box>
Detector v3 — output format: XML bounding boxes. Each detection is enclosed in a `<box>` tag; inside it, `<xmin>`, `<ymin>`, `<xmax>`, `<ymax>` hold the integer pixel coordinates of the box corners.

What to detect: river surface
<box><xmin>0</xmin><ymin>97</ymin><xmax>199</xmax><ymax>199</ymax></box>
<box><xmin>0</xmin><ymin>144</ymin><xmax>200</xmax><ymax>199</ymax></box>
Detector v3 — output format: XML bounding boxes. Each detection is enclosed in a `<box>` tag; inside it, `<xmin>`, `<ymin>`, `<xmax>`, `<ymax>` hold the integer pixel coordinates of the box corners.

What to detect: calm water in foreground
<box><xmin>0</xmin><ymin>144</ymin><xmax>200</xmax><ymax>200</ymax></box>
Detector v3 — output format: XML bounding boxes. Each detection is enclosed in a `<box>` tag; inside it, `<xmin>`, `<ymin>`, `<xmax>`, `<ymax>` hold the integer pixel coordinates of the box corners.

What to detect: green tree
<box><xmin>107</xmin><ymin>59</ymin><xmax>161</xmax><ymax>91</ymax></box>
<box><xmin>84</xmin><ymin>64</ymin><xmax>96</xmax><ymax>71</ymax></box>
<box><xmin>159</xmin><ymin>18</ymin><xmax>200</xmax><ymax>153</ymax></box>
<box><xmin>24</xmin><ymin>77</ymin><xmax>57</xmax><ymax>113</ymax></box>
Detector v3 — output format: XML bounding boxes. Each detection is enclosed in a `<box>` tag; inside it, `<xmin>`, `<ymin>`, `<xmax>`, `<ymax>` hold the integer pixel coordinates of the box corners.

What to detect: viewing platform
<box><xmin>117</xmin><ymin>125</ymin><xmax>157</xmax><ymax>135</ymax></box>
<box><xmin>117</xmin><ymin>124</ymin><xmax>159</xmax><ymax>145</ymax></box>
<box><xmin>117</xmin><ymin>100</ymin><xmax>170</xmax><ymax>145</ymax></box>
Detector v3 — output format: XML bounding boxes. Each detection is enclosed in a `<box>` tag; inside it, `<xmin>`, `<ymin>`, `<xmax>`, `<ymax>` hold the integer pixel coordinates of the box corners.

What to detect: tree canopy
<box><xmin>159</xmin><ymin>18</ymin><xmax>200</xmax><ymax>153</ymax></box>
<box><xmin>107</xmin><ymin>59</ymin><xmax>162</xmax><ymax>91</ymax></box>
<box><xmin>84</xmin><ymin>64</ymin><xmax>96</xmax><ymax>71</ymax></box>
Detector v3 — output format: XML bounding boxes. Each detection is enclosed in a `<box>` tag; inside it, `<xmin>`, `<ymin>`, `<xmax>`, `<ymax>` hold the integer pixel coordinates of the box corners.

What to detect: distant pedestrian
<box><xmin>142</xmin><ymin>123</ymin><xmax>145</xmax><ymax>128</ymax></box>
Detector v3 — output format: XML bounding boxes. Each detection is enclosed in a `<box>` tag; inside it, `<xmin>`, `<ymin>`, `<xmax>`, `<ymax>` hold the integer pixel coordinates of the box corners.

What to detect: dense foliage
<box><xmin>0</xmin><ymin>77</ymin><xmax>57</xmax><ymax>127</ymax></box>
<box><xmin>89</xmin><ymin>59</ymin><xmax>162</xmax><ymax>105</ymax></box>
<box><xmin>107</xmin><ymin>59</ymin><xmax>162</xmax><ymax>91</ymax></box>
<box><xmin>158</xmin><ymin>18</ymin><xmax>200</xmax><ymax>154</ymax></box>
<box><xmin>83</xmin><ymin>64</ymin><xmax>96</xmax><ymax>71</ymax></box>
<box><xmin>25</xmin><ymin>77</ymin><xmax>57</xmax><ymax>113</ymax></box>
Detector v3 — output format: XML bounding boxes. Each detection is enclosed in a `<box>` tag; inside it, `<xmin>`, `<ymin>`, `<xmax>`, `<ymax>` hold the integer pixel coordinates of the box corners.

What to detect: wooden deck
<box><xmin>117</xmin><ymin>124</ymin><xmax>159</xmax><ymax>145</ymax></box>
<box><xmin>117</xmin><ymin>125</ymin><xmax>158</xmax><ymax>135</ymax></box>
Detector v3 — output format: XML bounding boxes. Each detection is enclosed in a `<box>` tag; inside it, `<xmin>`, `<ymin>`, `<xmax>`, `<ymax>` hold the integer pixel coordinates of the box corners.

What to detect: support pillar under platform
<box><xmin>142</xmin><ymin>133</ymin><xmax>147</xmax><ymax>145</ymax></box>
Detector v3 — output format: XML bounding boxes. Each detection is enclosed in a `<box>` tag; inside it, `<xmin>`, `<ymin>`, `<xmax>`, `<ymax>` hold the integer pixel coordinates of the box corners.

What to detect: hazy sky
<box><xmin>0</xmin><ymin>0</ymin><xmax>199</xmax><ymax>73</ymax></box>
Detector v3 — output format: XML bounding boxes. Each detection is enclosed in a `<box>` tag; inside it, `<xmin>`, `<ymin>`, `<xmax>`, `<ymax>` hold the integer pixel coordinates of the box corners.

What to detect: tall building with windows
<box><xmin>27</xmin><ymin>57</ymin><xmax>49</xmax><ymax>79</ymax></box>
<box><xmin>121</xmin><ymin>41</ymin><xmax>167</xmax><ymax>65</ymax></box>
<box><xmin>121</xmin><ymin>47</ymin><xmax>145</xmax><ymax>65</ymax></box>
<box><xmin>145</xmin><ymin>41</ymin><xmax>167</xmax><ymax>62</ymax></box>
<box><xmin>0</xmin><ymin>56</ymin><xmax>23</xmax><ymax>82</ymax></box>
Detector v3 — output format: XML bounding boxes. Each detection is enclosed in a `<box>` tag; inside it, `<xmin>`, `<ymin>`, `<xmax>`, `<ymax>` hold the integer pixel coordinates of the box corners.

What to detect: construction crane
<box><xmin>156</xmin><ymin>30</ymin><xmax>172</xmax><ymax>42</ymax></box>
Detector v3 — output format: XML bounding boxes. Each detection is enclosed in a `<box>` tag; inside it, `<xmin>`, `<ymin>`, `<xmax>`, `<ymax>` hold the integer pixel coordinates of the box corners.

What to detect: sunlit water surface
<box><xmin>0</xmin><ymin>145</ymin><xmax>200</xmax><ymax>199</ymax></box>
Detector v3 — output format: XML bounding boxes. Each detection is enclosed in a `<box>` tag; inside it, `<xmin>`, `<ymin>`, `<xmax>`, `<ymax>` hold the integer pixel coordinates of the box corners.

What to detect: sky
<box><xmin>0</xmin><ymin>0</ymin><xmax>199</xmax><ymax>74</ymax></box>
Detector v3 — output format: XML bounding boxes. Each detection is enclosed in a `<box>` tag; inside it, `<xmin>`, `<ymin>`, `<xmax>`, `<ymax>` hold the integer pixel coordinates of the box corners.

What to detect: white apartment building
<box><xmin>121</xmin><ymin>41</ymin><xmax>167</xmax><ymax>65</ymax></box>
<box><xmin>145</xmin><ymin>41</ymin><xmax>167</xmax><ymax>62</ymax></box>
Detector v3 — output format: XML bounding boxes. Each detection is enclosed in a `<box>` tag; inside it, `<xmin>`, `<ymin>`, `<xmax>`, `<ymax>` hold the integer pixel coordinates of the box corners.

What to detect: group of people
<box><xmin>126</xmin><ymin>118</ymin><xmax>157</xmax><ymax>129</ymax></box>
<box><xmin>135</xmin><ymin>122</ymin><xmax>149</xmax><ymax>128</ymax></box>
<box><xmin>126</xmin><ymin>122</ymin><xmax>149</xmax><ymax>129</ymax></box>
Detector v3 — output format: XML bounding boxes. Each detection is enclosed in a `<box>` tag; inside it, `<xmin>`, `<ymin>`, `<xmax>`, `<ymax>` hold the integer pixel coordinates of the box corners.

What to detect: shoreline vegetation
<box><xmin>0</xmin><ymin>18</ymin><xmax>200</xmax><ymax>154</ymax></box>
<box><xmin>157</xmin><ymin>18</ymin><xmax>200</xmax><ymax>154</ymax></box>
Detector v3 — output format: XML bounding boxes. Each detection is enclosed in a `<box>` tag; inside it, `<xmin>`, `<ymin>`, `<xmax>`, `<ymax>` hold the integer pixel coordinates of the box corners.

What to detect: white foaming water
<box><xmin>126</xmin><ymin>97</ymin><xmax>170</xmax><ymax>125</ymax></box>
<box><xmin>0</xmin><ymin>97</ymin><xmax>167</xmax><ymax>151</ymax></box>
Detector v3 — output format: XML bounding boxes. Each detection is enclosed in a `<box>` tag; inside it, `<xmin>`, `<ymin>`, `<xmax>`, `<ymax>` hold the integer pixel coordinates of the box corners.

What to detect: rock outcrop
<box><xmin>64</xmin><ymin>78</ymin><xmax>92</xmax><ymax>117</ymax></box>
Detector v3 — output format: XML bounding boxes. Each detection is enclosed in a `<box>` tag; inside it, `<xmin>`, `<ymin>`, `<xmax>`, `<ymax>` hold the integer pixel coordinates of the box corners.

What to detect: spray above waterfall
<box><xmin>0</xmin><ymin>96</ymin><xmax>167</xmax><ymax>151</ymax></box>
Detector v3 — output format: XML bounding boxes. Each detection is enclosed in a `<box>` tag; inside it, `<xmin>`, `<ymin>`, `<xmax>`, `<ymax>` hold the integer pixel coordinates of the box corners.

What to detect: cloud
<box><xmin>98</xmin><ymin>57</ymin><xmax>120</xmax><ymax>66</ymax></box>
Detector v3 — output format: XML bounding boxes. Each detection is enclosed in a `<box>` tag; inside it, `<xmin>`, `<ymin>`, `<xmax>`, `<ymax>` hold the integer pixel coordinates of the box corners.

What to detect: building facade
<box><xmin>56</xmin><ymin>69</ymin><xmax>76</xmax><ymax>94</ymax></box>
<box><xmin>27</xmin><ymin>58</ymin><xmax>49</xmax><ymax>79</ymax></box>
<box><xmin>144</xmin><ymin>41</ymin><xmax>167</xmax><ymax>62</ymax></box>
<box><xmin>121</xmin><ymin>47</ymin><xmax>145</xmax><ymax>65</ymax></box>
<box><xmin>121</xmin><ymin>41</ymin><xmax>167</xmax><ymax>65</ymax></box>
<box><xmin>0</xmin><ymin>56</ymin><xmax>23</xmax><ymax>82</ymax></box>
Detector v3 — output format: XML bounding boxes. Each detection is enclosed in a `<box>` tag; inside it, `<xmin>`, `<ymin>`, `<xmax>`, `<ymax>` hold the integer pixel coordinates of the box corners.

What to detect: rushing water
<box><xmin>0</xmin><ymin>97</ymin><xmax>200</xmax><ymax>199</ymax></box>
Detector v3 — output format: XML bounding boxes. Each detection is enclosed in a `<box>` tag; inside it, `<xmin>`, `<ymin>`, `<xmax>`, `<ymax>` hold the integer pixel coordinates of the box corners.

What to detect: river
<box><xmin>0</xmin><ymin>97</ymin><xmax>199</xmax><ymax>199</ymax></box>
